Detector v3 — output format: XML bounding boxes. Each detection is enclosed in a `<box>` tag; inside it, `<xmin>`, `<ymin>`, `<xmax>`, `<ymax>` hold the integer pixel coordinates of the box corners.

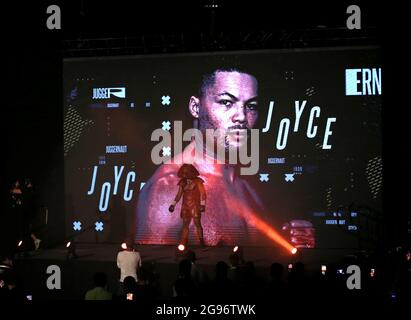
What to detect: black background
<box><xmin>0</xmin><ymin>1</ymin><xmax>407</xmax><ymax>251</ymax></box>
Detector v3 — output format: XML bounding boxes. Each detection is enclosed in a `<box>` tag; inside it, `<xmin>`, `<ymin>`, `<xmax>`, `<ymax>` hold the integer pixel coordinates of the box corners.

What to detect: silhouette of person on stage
<box><xmin>168</xmin><ymin>164</ymin><xmax>206</xmax><ymax>247</ymax></box>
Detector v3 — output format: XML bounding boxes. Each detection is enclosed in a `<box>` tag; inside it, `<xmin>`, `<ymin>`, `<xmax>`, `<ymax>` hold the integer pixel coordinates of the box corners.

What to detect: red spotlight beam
<box><xmin>246</xmin><ymin>213</ymin><xmax>296</xmax><ymax>253</ymax></box>
<box><xmin>230</xmin><ymin>197</ymin><xmax>296</xmax><ymax>254</ymax></box>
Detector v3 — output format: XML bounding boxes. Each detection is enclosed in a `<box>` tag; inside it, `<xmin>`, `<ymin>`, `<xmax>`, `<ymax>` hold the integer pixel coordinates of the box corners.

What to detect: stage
<box><xmin>14</xmin><ymin>243</ymin><xmax>363</xmax><ymax>300</ymax></box>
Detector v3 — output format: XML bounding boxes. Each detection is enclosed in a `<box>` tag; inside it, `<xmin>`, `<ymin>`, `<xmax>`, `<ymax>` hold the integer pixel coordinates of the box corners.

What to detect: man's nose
<box><xmin>232</xmin><ymin>104</ymin><xmax>246</xmax><ymax>123</ymax></box>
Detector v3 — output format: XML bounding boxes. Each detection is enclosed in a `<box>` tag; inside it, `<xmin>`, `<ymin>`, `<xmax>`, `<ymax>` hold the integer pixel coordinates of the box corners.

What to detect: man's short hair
<box><xmin>93</xmin><ymin>272</ymin><xmax>107</xmax><ymax>287</ymax></box>
<box><xmin>126</xmin><ymin>242</ymin><xmax>137</xmax><ymax>251</ymax></box>
<box><xmin>123</xmin><ymin>276</ymin><xmax>137</xmax><ymax>293</ymax></box>
<box><xmin>270</xmin><ymin>262</ymin><xmax>284</xmax><ymax>278</ymax></box>
<box><xmin>199</xmin><ymin>67</ymin><xmax>256</xmax><ymax>99</ymax></box>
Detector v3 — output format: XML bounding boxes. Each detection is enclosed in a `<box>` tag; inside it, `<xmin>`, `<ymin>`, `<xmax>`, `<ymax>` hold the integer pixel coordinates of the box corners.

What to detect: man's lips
<box><xmin>226</xmin><ymin>129</ymin><xmax>248</xmax><ymax>143</ymax></box>
<box><xmin>227</xmin><ymin>128</ymin><xmax>248</xmax><ymax>134</ymax></box>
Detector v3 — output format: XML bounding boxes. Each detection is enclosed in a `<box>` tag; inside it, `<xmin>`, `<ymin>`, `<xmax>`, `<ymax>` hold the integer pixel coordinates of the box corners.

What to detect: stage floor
<box><xmin>14</xmin><ymin>243</ymin><xmax>363</xmax><ymax>300</ymax></box>
<box><xmin>22</xmin><ymin>242</ymin><xmax>360</xmax><ymax>267</ymax></box>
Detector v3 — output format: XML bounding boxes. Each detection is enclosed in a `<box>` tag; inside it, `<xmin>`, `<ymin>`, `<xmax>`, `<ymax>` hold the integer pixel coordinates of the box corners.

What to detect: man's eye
<box><xmin>247</xmin><ymin>103</ymin><xmax>258</xmax><ymax>110</ymax></box>
<box><xmin>219</xmin><ymin>99</ymin><xmax>232</xmax><ymax>107</ymax></box>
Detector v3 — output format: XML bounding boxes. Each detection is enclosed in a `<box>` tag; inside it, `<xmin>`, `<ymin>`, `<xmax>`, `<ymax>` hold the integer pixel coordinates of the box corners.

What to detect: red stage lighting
<box><xmin>228</xmin><ymin>199</ymin><xmax>296</xmax><ymax>254</ymax></box>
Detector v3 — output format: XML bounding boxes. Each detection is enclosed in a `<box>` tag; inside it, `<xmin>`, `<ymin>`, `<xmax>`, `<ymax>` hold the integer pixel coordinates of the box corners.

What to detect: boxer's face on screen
<box><xmin>192</xmin><ymin>71</ymin><xmax>259</xmax><ymax>150</ymax></box>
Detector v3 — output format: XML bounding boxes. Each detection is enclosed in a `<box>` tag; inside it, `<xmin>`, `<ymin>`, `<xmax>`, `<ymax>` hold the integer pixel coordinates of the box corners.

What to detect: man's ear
<box><xmin>189</xmin><ymin>96</ymin><xmax>200</xmax><ymax>118</ymax></box>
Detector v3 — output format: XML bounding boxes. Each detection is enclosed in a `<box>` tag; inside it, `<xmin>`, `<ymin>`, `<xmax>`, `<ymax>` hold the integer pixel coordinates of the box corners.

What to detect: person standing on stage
<box><xmin>116</xmin><ymin>243</ymin><xmax>142</xmax><ymax>295</ymax></box>
<box><xmin>168</xmin><ymin>164</ymin><xmax>206</xmax><ymax>247</ymax></box>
